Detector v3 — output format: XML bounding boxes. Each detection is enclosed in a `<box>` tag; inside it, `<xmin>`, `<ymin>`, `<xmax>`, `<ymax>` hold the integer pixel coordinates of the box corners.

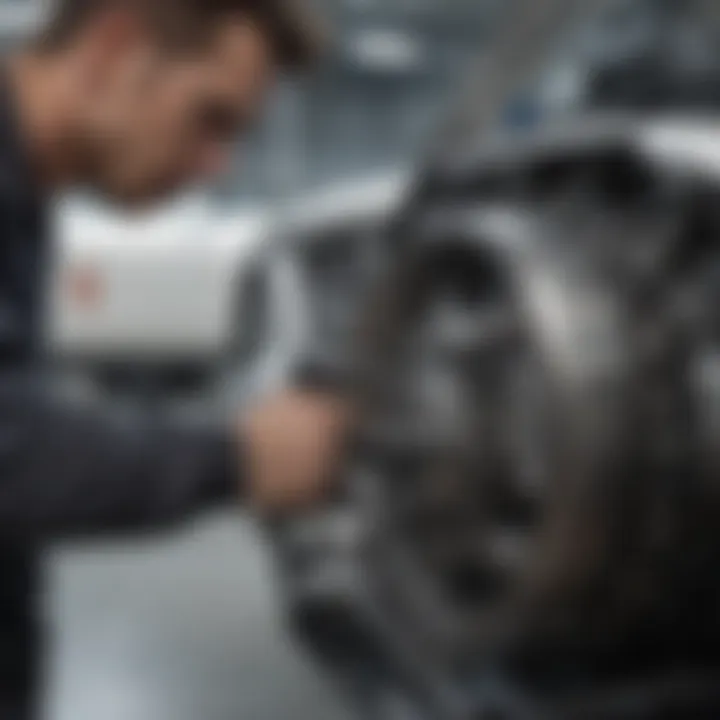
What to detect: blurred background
<box><xmin>0</xmin><ymin>0</ymin><xmax>714</xmax><ymax>718</ymax></box>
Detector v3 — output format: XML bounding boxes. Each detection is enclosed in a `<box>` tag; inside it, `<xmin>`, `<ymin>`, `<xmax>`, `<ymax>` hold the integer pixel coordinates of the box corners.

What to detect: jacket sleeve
<box><xmin>0</xmin><ymin>372</ymin><xmax>239</xmax><ymax>543</ymax></box>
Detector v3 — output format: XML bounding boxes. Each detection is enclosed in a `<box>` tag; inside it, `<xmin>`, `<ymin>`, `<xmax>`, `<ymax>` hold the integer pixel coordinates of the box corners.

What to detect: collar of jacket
<box><xmin>0</xmin><ymin>66</ymin><xmax>45</xmax><ymax>214</ymax></box>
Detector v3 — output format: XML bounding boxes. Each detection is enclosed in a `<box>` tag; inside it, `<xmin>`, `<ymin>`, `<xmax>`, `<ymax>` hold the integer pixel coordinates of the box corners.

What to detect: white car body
<box><xmin>48</xmin><ymin>171</ymin><xmax>410</xmax><ymax>394</ymax></box>
<box><xmin>49</xmin><ymin>194</ymin><xmax>267</xmax><ymax>365</ymax></box>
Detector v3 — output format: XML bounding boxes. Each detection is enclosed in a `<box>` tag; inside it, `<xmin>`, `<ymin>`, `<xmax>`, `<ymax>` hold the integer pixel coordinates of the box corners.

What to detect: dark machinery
<box><xmin>271</xmin><ymin>2</ymin><xmax>720</xmax><ymax>719</ymax></box>
<box><xmin>276</xmin><ymin>118</ymin><xmax>720</xmax><ymax>720</ymax></box>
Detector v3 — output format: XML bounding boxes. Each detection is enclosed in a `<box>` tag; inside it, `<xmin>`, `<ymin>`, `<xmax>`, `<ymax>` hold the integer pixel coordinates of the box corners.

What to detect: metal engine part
<box><xmin>272</xmin><ymin>117</ymin><xmax>720</xmax><ymax>720</ymax></box>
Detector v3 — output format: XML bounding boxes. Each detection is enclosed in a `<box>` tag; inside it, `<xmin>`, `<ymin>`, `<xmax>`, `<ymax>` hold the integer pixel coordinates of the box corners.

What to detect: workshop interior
<box><xmin>5</xmin><ymin>0</ymin><xmax>720</xmax><ymax>718</ymax></box>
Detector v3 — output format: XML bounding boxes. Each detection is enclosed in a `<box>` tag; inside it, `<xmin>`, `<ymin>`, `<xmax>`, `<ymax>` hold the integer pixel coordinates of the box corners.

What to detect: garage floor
<box><xmin>44</xmin><ymin>514</ymin><xmax>351</xmax><ymax>720</ymax></box>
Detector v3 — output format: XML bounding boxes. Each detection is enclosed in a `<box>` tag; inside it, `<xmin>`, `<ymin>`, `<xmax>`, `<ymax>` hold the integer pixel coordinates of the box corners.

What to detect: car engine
<box><xmin>270</xmin><ymin>3</ymin><xmax>720</xmax><ymax>719</ymax></box>
<box><xmin>272</xmin><ymin>116</ymin><xmax>720</xmax><ymax>720</ymax></box>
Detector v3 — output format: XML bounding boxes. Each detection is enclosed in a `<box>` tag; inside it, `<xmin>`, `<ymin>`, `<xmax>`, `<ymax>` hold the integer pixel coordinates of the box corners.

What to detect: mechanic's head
<box><xmin>24</xmin><ymin>0</ymin><xmax>319</xmax><ymax>205</ymax></box>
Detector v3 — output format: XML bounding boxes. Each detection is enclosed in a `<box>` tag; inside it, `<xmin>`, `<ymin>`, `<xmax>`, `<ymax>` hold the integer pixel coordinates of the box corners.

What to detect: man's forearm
<box><xmin>0</xmin><ymin>374</ymin><xmax>240</xmax><ymax>542</ymax></box>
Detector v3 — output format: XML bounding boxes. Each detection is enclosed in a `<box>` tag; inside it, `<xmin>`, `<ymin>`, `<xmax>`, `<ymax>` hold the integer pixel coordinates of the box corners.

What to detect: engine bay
<box><xmin>272</xmin><ymin>118</ymin><xmax>720</xmax><ymax>720</ymax></box>
<box><xmin>266</xmin><ymin>2</ymin><xmax>720</xmax><ymax>718</ymax></box>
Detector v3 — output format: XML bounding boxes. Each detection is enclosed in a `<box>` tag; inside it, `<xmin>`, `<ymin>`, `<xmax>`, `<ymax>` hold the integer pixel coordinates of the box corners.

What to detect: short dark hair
<box><xmin>38</xmin><ymin>0</ymin><xmax>323</xmax><ymax>69</ymax></box>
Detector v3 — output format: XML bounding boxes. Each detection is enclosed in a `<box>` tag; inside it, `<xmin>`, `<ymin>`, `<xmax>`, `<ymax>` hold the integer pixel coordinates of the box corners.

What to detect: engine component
<box><xmin>274</xmin><ymin>118</ymin><xmax>720</xmax><ymax>720</ymax></box>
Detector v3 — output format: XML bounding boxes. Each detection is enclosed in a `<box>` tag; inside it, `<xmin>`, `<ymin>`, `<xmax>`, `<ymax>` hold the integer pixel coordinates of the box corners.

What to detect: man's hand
<box><xmin>240</xmin><ymin>390</ymin><xmax>352</xmax><ymax>515</ymax></box>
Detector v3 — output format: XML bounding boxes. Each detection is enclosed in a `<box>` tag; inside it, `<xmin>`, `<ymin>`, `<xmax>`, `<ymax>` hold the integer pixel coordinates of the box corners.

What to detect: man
<box><xmin>0</xmin><ymin>0</ymin><xmax>349</xmax><ymax>717</ymax></box>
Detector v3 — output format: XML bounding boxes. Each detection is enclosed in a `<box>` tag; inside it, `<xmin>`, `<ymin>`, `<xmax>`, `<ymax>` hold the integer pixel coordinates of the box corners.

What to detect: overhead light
<box><xmin>348</xmin><ymin>29</ymin><xmax>425</xmax><ymax>73</ymax></box>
